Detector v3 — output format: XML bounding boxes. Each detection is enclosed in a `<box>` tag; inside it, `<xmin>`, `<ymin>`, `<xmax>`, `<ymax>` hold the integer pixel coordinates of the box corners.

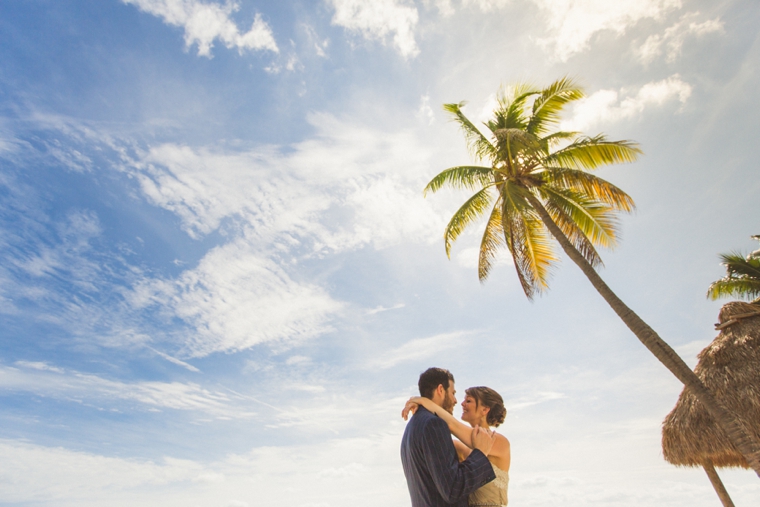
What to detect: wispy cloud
<box><xmin>507</xmin><ymin>391</ymin><xmax>565</xmax><ymax>411</ymax></box>
<box><xmin>125</xmin><ymin>113</ymin><xmax>441</xmax><ymax>249</ymax></box>
<box><xmin>4</xmin><ymin>112</ymin><xmax>444</xmax><ymax>357</ymax></box>
<box><xmin>131</xmin><ymin>240</ymin><xmax>343</xmax><ymax>357</ymax></box>
<box><xmin>561</xmin><ymin>75</ymin><xmax>692</xmax><ymax>131</ymax></box>
<box><xmin>147</xmin><ymin>347</ymin><xmax>201</xmax><ymax>372</ymax></box>
<box><xmin>328</xmin><ymin>0</ymin><xmax>420</xmax><ymax>59</ymax></box>
<box><xmin>456</xmin><ymin>246</ymin><xmax>513</xmax><ymax>271</ymax></box>
<box><xmin>0</xmin><ymin>433</ymin><xmax>409</xmax><ymax>507</ymax></box>
<box><xmin>424</xmin><ymin>0</ymin><xmax>455</xmax><ymax>17</ymax></box>
<box><xmin>369</xmin><ymin>330</ymin><xmax>477</xmax><ymax>369</ymax></box>
<box><xmin>118</xmin><ymin>114</ymin><xmax>445</xmax><ymax>356</ymax></box>
<box><xmin>2</xmin><ymin>362</ymin><xmax>250</xmax><ymax>417</ymax></box>
<box><xmin>366</xmin><ymin>303</ymin><xmax>405</xmax><ymax>315</ymax></box>
<box><xmin>0</xmin><ymin>193</ymin><xmax>139</xmax><ymax>343</ymax></box>
<box><xmin>462</xmin><ymin>0</ymin><xmax>511</xmax><ymax>11</ymax></box>
<box><xmin>636</xmin><ymin>12</ymin><xmax>723</xmax><ymax>63</ymax></box>
<box><xmin>533</xmin><ymin>0</ymin><xmax>682</xmax><ymax>61</ymax></box>
<box><xmin>122</xmin><ymin>0</ymin><xmax>279</xmax><ymax>57</ymax></box>
<box><xmin>416</xmin><ymin>95</ymin><xmax>435</xmax><ymax>125</ymax></box>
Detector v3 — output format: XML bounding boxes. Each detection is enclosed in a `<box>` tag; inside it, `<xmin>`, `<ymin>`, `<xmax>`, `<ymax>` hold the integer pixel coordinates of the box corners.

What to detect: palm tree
<box><xmin>707</xmin><ymin>236</ymin><xmax>760</xmax><ymax>302</ymax></box>
<box><xmin>425</xmin><ymin>78</ymin><xmax>760</xmax><ymax>475</ymax></box>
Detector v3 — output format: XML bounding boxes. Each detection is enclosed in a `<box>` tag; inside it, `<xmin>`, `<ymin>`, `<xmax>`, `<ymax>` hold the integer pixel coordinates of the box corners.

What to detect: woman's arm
<box><xmin>405</xmin><ymin>397</ymin><xmax>476</xmax><ymax>448</ymax></box>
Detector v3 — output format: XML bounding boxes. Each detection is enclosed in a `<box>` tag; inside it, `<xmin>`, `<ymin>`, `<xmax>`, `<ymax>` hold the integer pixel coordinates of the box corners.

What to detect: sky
<box><xmin>0</xmin><ymin>0</ymin><xmax>759</xmax><ymax>506</ymax></box>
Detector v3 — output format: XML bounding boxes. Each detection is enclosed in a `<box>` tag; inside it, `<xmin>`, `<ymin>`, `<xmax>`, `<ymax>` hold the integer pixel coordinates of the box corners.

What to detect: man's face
<box><xmin>442</xmin><ymin>381</ymin><xmax>456</xmax><ymax>414</ymax></box>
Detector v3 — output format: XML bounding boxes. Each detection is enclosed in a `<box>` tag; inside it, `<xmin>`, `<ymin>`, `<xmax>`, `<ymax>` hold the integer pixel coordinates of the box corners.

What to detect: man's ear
<box><xmin>432</xmin><ymin>384</ymin><xmax>445</xmax><ymax>402</ymax></box>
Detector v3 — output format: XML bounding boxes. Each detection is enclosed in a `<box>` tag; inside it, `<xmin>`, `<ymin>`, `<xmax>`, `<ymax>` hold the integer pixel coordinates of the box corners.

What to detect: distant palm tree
<box><xmin>707</xmin><ymin>236</ymin><xmax>760</xmax><ymax>302</ymax></box>
<box><xmin>425</xmin><ymin>78</ymin><xmax>760</xmax><ymax>475</ymax></box>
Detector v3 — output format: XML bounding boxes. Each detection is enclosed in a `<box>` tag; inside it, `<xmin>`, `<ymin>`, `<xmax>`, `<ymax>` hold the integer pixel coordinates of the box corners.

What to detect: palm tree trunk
<box><xmin>702</xmin><ymin>459</ymin><xmax>736</xmax><ymax>507</ymax></box>
<box><xmin>525</xmin><ymin>193</ymin><xmax>760</xmax><ymax>476</ymax></box>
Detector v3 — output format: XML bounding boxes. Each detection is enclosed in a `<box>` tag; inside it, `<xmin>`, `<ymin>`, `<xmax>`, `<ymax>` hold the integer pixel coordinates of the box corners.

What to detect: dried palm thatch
<box><xmin>662</xmin><ymin>301</ymin><xmax>760</xmax><ymax>468</ymax></box>
<box><xmin>662</xmin><ymin>301</ymin><xmax>760</xmax><ymax>507</ymax></box>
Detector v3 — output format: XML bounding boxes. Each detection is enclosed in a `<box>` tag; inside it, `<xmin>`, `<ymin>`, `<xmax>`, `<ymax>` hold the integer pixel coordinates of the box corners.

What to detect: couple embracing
<box><xmin>400</xmin><ymin>367</ymin><xmax>510</xmax><ymax>507</ymax></box>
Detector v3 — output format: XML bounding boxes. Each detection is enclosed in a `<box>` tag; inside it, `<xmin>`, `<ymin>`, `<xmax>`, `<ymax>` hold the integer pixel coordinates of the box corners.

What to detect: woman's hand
<box><xmin>401</xmin><ymin>398</ymin><xmax>420</xmax><ymax>420</ymax></box>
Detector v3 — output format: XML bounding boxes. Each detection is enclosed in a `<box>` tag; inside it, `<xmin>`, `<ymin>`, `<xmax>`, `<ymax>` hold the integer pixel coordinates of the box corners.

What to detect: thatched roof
<box><xmin>662</xmin><ymin>301</ymin><xmax>760</xmax><ymax>468</ymax></box>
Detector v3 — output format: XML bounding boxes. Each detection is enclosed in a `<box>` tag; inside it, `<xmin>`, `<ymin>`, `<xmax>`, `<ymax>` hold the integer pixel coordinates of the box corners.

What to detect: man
<box><xmin>400</xmin><ymin>367</ymin><xmax>496</xmax><ymax>507</ymax></box>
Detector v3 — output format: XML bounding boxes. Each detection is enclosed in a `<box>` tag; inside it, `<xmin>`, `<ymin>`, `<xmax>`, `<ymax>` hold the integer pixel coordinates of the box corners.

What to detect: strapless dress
<box><xmin>468</xmin><ymin>462</ymin><xmax>508</xmax><ymax>506</ymax></box>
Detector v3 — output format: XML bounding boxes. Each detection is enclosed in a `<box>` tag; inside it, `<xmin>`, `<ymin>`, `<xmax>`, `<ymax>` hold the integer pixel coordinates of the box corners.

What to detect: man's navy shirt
<box><xmin>400</xmin><ymin>406</ymin><xmax>496</xmax><ymax>507</ymax></box>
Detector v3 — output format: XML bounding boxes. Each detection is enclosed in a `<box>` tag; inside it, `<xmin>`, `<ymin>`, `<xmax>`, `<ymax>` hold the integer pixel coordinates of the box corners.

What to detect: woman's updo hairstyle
<box><xmin>465</xmin><ymin>386</ymin><xmax>507</xmax><ymax>427</ymax></box>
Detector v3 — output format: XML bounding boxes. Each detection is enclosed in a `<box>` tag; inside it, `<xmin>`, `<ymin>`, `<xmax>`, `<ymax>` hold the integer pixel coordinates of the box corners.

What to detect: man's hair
<box><xmin>418</xmin><ymin>367</ymin><xmax>454</xmax><ymax>399</ymax></box>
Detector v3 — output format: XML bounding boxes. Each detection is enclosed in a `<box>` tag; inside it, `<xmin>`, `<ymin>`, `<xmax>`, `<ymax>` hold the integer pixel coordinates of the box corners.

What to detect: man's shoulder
<box><xmin>409</xmin><ymin>406</ymin><xmax>447</xmax><ymax>433</ymax></box>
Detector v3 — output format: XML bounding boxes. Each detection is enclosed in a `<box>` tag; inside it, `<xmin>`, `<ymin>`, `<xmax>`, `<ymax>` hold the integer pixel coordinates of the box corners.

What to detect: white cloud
<box><xmin>507</xmin><ymin>390</ymin><xmax>565</xmax><ymax>410</ymax></box>
<box><xmin>533</xmin><ymin>0</ymin><xmax>682</xmax><ymax>61</ymax></box>
<box><xmin>264</xmin><ymin>52</ymin><xmax>303</xmax><ymax>74</ymax></box>
<box><xmin>0</xmin><ymin>207</ymin><xmax>124</xmax><ymax>334</ymax></box>
<box><xmin>0</xmin><ymin>433</ymin><xmax>409</xmax><ymax>507</ymax></box>
<box><xmin>370</xmin><ymin>330</ymin><xmax>476</xmax><ymax>369</ymax></box>
<box><xmin>422</xmin><ymin>0</ymin><xmax>455</xmax><ymax>17</ymax></box>
<box><xmin>302</xmin><ymin>24</ymin><xmax>330</xmax><ymax>57</ymax></box>
<box><xmin>636</xmin><ymin>12</ymin><xmax>724</xmax><ymax>63</ymax></box>
<box><xmin>285</xmin><ymin>355</ymin><xmax>312</xmax><ymax>366</ymax></box>
<box><xmin>455</xmin><ymin>246</ymin><xmax>513</xmax><ymax>270</ymax></box>
<box><xmin>131</xmin><ymin>239</ymin><xmax>343</xmax><ymax>357</ymax></box>
<box><xmin>121</xmin><ymin>115</ymin><xmax>446</xmax><ymax>356</ymax></box>
<box><xmin>3</xmin><ymin>386</ymin><xmax>759</xmax><ymax>507</ymax></box>
<box><xmin>366</xmin><ymin>303</ymin><xmax>405</xmax><ymax>315</ymax></box>
<box><xmin>417</xmin><ymin>95</ymin><xmax>435</xmax><ymax>125</ymax></box>
<box><xmin>148</xmin><ymin>347</ymin><xmax>202</xmax><ymax>372</ymax></box>
<box><xmin>1</xmin><ymin>362</ymin><xmax>249</xmax><ymax>417</ymax></box>
<box><xmin>328</xmin><ymin>0</ymin><xmax>420</xmax><ymax>58</ymax></box>
<box><xmin>9</xmin><ymin>209</ymin><xmax>101</xmax><ymax>280</ymax></box>
<box><xmin>46</xmin><ymin>141</ymin><xmax>93</xmax><ymax>173</ymax></box>
<box><xmin>463</xmin><ymin>0</ymin><xmax>511</xmax><ymax>11</ymax></box>
<box><xmin>127</xmin><ymin>114</ymin><xmax>442</xmax><ymax>249</ymax></box>
<box><xmin>561</xmin><ymin>75</ymin><xmax>692</xmax><ymax>131</ymax></box>
<box><xmin>122</xmin><ymin>0</ymin><xmax>278</xmax><ymax>57</ymax></box>
<box><xmin>4</xmin><ymin>112</ymin><xmax>444</xmax><ymax>358</ymax></box>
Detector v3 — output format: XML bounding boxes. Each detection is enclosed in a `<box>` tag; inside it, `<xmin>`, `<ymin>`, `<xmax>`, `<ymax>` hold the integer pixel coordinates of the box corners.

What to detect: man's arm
<box><xmin>420</xmin><ymin>418</ymin><xmax>496</xmax><ymax>504</ymax></box>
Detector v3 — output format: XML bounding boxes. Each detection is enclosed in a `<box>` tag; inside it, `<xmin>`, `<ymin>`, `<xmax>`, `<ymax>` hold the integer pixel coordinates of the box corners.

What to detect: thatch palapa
<box><xmin>662</xmin><ymin>301</ymin><xmax>760</xmax><ymax>469</ymax></box>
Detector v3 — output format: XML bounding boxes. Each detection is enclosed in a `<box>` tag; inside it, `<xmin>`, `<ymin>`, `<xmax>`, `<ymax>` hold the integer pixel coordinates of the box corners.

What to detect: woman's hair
<box><xmin>465</xmin><ymin>386</ymin><xmax>507</xmax><ymax>427</ymax></box>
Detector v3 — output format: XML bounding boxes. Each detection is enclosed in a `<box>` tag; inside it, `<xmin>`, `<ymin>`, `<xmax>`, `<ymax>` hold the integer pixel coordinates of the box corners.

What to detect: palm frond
<box><xmin>443</xmin><ymin>186</ymin><xmax>494</xmax><ymax>257</ymax></box>
<box><xmin>707</xmin><ymin>252</ymin><xmax>760</xmax><ymax>300</ymax></box>
<box><xmin>424</xmin><ymin>166</ymin><xmax>494</xmax><ymax>196</ymax></box>
<box><xmin>527</xmin><ymin>77</ymin><xmax>584</xmax><ymax>136</ymax></box>
<box><xmin>478</xmin><ymin>201</ymin><xmax>506</xmax><ymax>282</ymax></box>
<box><xmin>719</xmin><ymin>253</ymin><xmax>760</xmax><ymax>279</ymax></box>
<box><xmin>497</xmin><ymin>82</ymin><xmax>537</xmax><ymax>109</ymax></box>
<box><xmin>539</xmin><ymin>186</ymin><xmax>619</xmax><ymax>249</ymax></box>
<box><xmin>492</xmin><ymin>128</ymin><xmax>541</xmax><ymax>167</ymax></box>
<box><xmin>545</xmin><ymin>135</ymin><xmax>642</xmax><ymax>170</ymax></box>
<box><xmin>540</xmin><ymin>166</ymin><xmax>635</xmax><ymax>212</ymax></box>
<box><xmin>493</xmin><ymin>128</ymin><xmax>541</xmax><ymax>151</ymax></box>
<box><xmin>540</xmin><ymin>193</ymin><xmax>603</xmax><ymax>268</ymax></box>
<box><xmin>539</xmin><ymin>131</ymin><xmax>579</xmax><ymax>151</ymax></box>
<box><xmin>443</xmin><ymin>103</ymin><xmax>496</xmax><ymax>162</ymax></box>
<box><xmin>707</xmin><ymin>278</ymin><xmax>760</xmax><ymax>301</ymax></box>
<box><xmin>486</xmin><ymin>84</ymin><xmax>538</xmax><ymax>133</ymax></box>
<box><xmin>502</xmin><ymin>182</ymin><xmax>556</xmax><ymax>298</ymax></box>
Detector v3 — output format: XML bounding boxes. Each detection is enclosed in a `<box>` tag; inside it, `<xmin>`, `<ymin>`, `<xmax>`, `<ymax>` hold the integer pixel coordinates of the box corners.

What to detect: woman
<box><xmin>403</xmin><ymin>386</ymin><xmax>510</xmax><ymax>506</ymax></box>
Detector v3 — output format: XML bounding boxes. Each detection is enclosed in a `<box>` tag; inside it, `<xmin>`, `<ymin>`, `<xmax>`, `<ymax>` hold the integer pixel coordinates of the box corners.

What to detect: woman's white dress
<box><xmin>468</xmin><ymin>462</ymin><xmax>508</xmax><ymax>507</ymax></box>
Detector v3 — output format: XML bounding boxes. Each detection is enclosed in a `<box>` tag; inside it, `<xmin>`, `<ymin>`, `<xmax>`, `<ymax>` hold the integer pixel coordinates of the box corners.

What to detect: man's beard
<box><xmin>442</xmin><ymin>395</ymin><xmax>455</xmax><ymax>414</ymax></box>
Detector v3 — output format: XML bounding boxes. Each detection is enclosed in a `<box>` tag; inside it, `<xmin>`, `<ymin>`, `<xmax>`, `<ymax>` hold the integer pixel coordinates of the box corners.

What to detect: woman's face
<box><xmin>460</xmin><ymin>395</ymin><xmax>479</xmax><ymax>425</ymax></box>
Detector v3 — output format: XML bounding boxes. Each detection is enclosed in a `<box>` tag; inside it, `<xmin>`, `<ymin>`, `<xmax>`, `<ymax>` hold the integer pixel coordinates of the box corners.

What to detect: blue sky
<box><xmin>1</xmin><ymin>0</ymin><xmax>759</xmax><ymax>505</ymax></box>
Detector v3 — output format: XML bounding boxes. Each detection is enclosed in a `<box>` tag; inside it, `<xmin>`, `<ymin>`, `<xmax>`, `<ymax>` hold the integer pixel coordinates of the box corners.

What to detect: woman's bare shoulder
<box><xmin>493</xmin><ymin>432</ymin><xmax>510</xmax><ymax>453</ymax></box>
